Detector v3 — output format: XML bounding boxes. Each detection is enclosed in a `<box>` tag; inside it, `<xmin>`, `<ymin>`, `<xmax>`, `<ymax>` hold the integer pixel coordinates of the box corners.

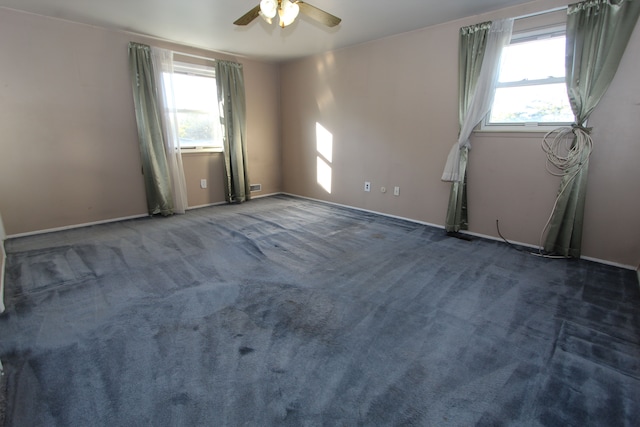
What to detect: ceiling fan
<box><xmin>234</xmin><ymin>0</ymin><xmax>341</xmax><ymax>28</ymax></box>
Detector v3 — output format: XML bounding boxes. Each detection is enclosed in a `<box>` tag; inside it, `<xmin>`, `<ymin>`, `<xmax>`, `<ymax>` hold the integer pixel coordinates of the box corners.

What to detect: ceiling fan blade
<box><xmin>233</xmin><ymin>4</ymin><xmax>261</xmax><ymax>26</ymax></box>
<box><xmin>297</xmin><ymin>2</ymin><xmax>342</xmax><ymax>27</ymax></box>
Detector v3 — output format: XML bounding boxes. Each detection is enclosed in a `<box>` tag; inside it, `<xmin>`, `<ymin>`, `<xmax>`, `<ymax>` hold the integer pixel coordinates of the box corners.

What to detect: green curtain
<box><xmin>445</xmin><ymin>22</ymin><xmax>491</xmax><ymax>232</ymax></box>
<box><xmin>128</xmin><ymin>42</ymin><xmax>174</xmax><ymax>216</ymax></box>
<box><xmin>445</xmin><ymin>148</ymin><xmax>469</xmax><ymax>232</ymax></box>
<box><xmin>543</xmin><ymin>0</ymin><xmax>640</xmax><ymax>256</ymax></box>
<box><xmin>215</xmin><ymin>60</ymin><xmax>251</xmax><ymax>203</ymax></box>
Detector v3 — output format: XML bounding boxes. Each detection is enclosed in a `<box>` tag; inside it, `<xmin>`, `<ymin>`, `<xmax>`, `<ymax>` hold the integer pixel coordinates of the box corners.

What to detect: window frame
<box><xmin>171</xmin><ymin>61</ymin><xmax>224</xmax><ymax>153</ymax></box>
<box><xmin>479</xmin><ymin>24</ymin><xmax>573</xmax><ymax>133</ymax></box>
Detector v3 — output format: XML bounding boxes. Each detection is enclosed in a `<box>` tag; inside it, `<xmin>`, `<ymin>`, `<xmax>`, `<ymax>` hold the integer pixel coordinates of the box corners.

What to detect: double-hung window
<box><xmin>167</xmin><ymin>62</ymin><xmax>223</xmax><ymax>151</ymax></box>
<box><xmin>484</xmin><ymin>22</ymin><xmax>574</xmax><ymax>130</ymax></box>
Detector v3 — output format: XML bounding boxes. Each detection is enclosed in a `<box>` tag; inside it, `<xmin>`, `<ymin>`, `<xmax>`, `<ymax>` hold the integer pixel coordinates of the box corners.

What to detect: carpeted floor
<box><xmin>0</xmin><ymin>194</ymin><xmax>638</xmax><ymax>426</ymax></box>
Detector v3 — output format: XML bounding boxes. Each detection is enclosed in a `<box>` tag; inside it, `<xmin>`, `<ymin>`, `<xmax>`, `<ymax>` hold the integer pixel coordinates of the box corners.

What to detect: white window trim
<box><xmin>173</xmin><ymin>62</ymin><xmax>216</xmax><ymax>78</ymax></box>
<box><xmin>479</xmin><ymin>24</ymin><xmax>573</xmax><ymax>133</ymax></box>
<box><xmin>181</xmin><ymin>147</ymin><xmax>224</xmax><ymax>154</ymax></box>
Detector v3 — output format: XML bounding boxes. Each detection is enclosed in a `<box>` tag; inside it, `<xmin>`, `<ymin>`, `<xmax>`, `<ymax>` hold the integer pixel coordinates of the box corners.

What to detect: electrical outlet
<box><xmin>364</xmin><ymin>181</ymin><xmax>371</xmax><ymax>192</ymax></box>
<box><xmin>394</xmin><ymin>186</ymin><xmax>400</xmax><ymax>196</ymax></box>
<box><xmin>200</xmin><ymin>179</ymin><xmax>207</xmax><ymax>189</ymax></box>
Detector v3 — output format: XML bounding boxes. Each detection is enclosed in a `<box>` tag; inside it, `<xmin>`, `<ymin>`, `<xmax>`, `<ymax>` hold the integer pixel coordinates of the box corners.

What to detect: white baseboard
<box><xmin>7</xmin><ymin>213</ymin><xmax>150</xmax><ymax>239</ymax></box>
<box><xmin>283</xmin><ymin>193</ymin><xmax>638</xmax><ymax>271</ymax></box>
<box><xmin>281</xmin><ymin>192</ymin><xmax>445</xmax><ymax>230</ymax></box>
<box><xmin>251</xmin><ymin>192</ymin><xmax>282</xmax><ymax>200</ymax></box>
<box><xmin>186</xmin><ymin>201</ymin><xmax>227</xmax><ymax>210</ymax></box>
<box><xmin>186</xmin><ymin>192</ymin><xmax>281</xmax><ymax>211</ymax></box>
<box><xmin>464</xmin><ymin>230</ymin><xmax>636</xmax><ymax>270</ymax></box>
<box><xmin>7</xmin><ymin>193</ymin><xmax>283</xmax><ymax>238</ymax></box>
<box><xmin>579</xmin><ymin>256</ymin><xmax>637</xmax><ymax>271</ymax></box>
<box><xmin>3</xmin><ymin>193</ymin><xmax>637</xmax><ymax>273</ymax></box>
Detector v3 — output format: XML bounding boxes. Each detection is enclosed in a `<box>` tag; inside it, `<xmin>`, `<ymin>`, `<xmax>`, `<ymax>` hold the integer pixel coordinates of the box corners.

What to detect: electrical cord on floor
<box><xmin>495</xmin><ymin>219</ymin><xmax>527</xmax><ymax>253</ymax></box>
<box><xmin>479</xmin><ymin>125</ymin><xmax>592</xmax><ymax>261</ymax></box>
<box><xmin>496</xmin><ymin>219</ymin><xmax>569</xmax><ymax>259</ymax></box>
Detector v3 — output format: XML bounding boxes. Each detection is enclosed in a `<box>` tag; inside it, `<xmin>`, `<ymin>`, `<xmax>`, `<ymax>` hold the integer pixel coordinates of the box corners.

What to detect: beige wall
<box><xmin>0</xmin><ymin>7</ymin><xmax>281</xmax><ymax>235</ymax></box>
<box><xmin>181</xmin><ymin>153</ymin><xmax>227</xmax><ymax>207</ymax></box>
<box><xmin>280</xmin><ymin>0</ymin><xmax>640</xmax><ymax>268</ymax></box>
<box><xmin>1</xmin><ymin>1</ymin><xmax>638</xmax><ymax>268</ymax></box>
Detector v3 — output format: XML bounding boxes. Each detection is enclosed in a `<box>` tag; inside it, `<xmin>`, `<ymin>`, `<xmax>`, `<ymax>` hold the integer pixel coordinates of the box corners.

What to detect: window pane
<box><xmin>169</xmin><ymin>71</ymin><xmax>222</xmax><ymax>148</ymax></box>
<box><xmin>177</xmin><ymin>112</ymin><xmax>220</xmax><ymax>147</ymax></box>
<box><xmin>172</xmin><ymin>74</ymin><xmax>218</xmax><ymax>112</ymax></box>
<box><xmin>499</xmin><ymin>36</ymin><xmax>566</xmax><ymax>83</ymax></box>
<box><xmin>489</xmin><ymin>83</ymin><xmax>574</xmax><ymax>123</ymax></box>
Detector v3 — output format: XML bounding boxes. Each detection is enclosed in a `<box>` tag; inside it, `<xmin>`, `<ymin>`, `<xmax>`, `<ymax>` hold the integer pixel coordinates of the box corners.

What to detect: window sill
<box><xmin>472</xmin><ymin>129</ymin><xmax>553</xmax><ymax>139</ymax></box>
<box><xmin>181</xmin><ymin>148</ymin><xmax>223</xmax><ymax>154</ymax></box>
<box><xmin>476</xmin><ymin>124</ymin><xmax>571</xmax><ymax>134</ymax></box>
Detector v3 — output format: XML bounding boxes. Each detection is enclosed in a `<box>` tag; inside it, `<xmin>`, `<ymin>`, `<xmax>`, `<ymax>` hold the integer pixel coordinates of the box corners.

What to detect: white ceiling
<box><xmin>0</xmin><ymin>0</ymin><xmax>532</xmax><ymax>61</ymax></box>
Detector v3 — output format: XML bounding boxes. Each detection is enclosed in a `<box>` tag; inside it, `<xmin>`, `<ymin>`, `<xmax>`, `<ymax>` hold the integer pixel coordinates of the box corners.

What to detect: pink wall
<box><xmin>1</xmin><ymin>1</ymin><xmax>637</xmax><ymax>268</ymax></box>
<box><xmin>0</xmin><ymin>7</ymin><xmax>281</xmax><ymax>235</ymax></box>
<box><xmin>279</xmin><ymin>0</ymin><xmax>640</xmax><ymax>268</ymax></box>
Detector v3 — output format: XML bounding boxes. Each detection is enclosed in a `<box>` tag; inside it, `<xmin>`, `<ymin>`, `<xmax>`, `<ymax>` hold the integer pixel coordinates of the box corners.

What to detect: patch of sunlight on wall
<box><xmin>316</xmin><ymin>123</ymin><xmax>333</xmax><ymax>162</ymax></box>
<box><xmin>317</xmin><ymin>157</ymin><xmax>332</xmax><ymax>194</ymax></box>
<box><xmin>316</xmin><ymin>122</ymin><xmax>333</xmax><ymax>194</ymax></box>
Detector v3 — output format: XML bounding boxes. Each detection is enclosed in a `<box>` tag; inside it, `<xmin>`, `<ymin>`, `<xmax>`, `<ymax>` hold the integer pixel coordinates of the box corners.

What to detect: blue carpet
<box><xmin>0</xmin><ymin>195</ymin><xmax>638</xmax><ymax>426</ymax></box>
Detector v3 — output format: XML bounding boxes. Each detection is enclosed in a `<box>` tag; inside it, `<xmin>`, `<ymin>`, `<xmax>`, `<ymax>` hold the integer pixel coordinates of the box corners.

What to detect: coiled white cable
<box><xmin>542</xmin><ymin>125</ymin><xmax>593</xmax><ymax>177</ymax></box>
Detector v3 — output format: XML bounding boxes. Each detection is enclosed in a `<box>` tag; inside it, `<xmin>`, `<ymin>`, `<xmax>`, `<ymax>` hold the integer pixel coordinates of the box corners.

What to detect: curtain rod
<box><xmin>514</xmin><ymin>5</ymin><xmax>567</xmax><ymax>20</ymax></box>
<box><xmin>171</xmin><ymin>51</ymin><xmax>219</xmax><ymax>62</ymax></box>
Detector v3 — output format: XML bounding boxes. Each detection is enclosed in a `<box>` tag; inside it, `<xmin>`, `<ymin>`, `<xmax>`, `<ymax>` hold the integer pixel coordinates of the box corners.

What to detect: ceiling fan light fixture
<box><xmin>259</xmin><ymin>0</ymin><xmax>277</xmax><ymax>19</ymax></box>
<box><xmin>258</xmin><ymin>11</ymin><xmax>273</xmax><ymax>24</ymax></box>
<box><xmin>233</xmin><ymin>0</ymin><xmax>340</xmax><ymax>29</ymax></box>
<box><xmin>278</xmin><ymin>0</ymin><xmax>299</xmax><ymax>27</ymax></box>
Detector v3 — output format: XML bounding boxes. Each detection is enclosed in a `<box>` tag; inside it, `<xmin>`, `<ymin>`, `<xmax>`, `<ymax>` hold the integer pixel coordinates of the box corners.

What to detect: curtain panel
<box><xmin>442</xmin><ymin>19</ymin><xmax>513</xmax><ymax>232</ymax></box>
<box><xmin>128</xmin><ymin>42</ymin><xmax>175</xmax><ymax>216</ymax></box>
<box><xmin>150</xmin><ymin>47</ymin><xmax>189</xmax><ymax>214</ymax></box>
<box><xmin>543</xmin><ymin>0</ymin><xmax>640</xmax><ymax>256</ymax></box>
<box><xmin>443</xmin><ymin>22</ymin><xmax>491</xmax><ymax>233</ymax></box>
<box><xmin>215</xmin><ymin>60</ymin><xmax>251</xmax><ymax>203</ymax></box>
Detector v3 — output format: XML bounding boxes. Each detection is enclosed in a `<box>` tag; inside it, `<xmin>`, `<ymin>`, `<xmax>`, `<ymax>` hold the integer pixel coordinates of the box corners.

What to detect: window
<box><xmin>484</xmin><ymin>25</ymin><xmax>574</xmax><ymax>130</ymax></box>
<box><xmin>166</xmin><ymin>62</ymin><xmax>223</xmax><ymax>151</ymax></box>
